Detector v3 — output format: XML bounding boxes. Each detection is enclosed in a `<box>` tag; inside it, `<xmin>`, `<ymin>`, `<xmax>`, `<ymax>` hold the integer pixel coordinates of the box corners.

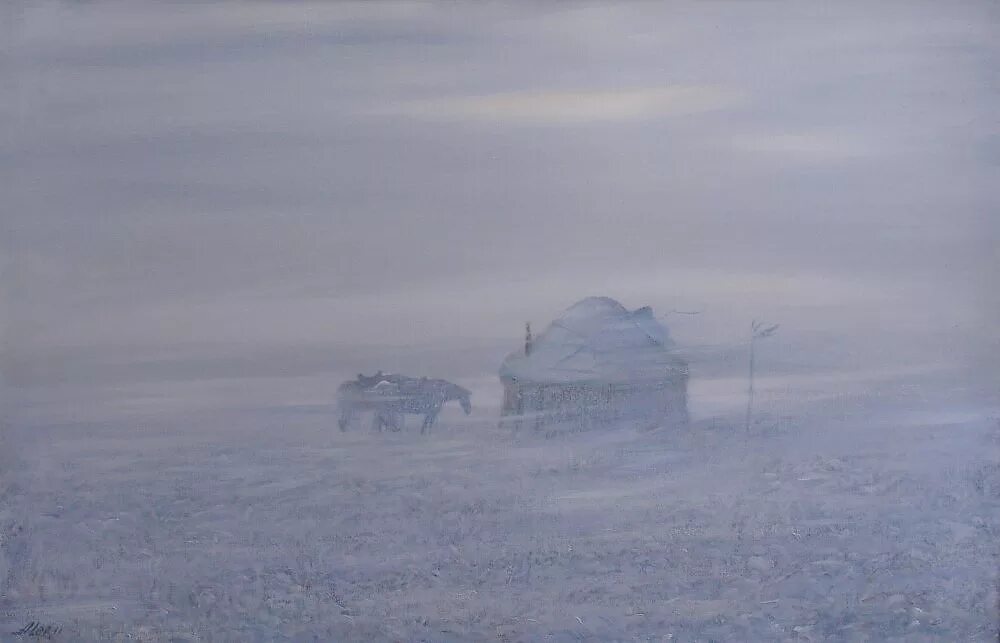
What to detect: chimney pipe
<box><xmin>525</xmin><ymin>322</ymin><xmax>533</xmax><ymax>356</ymax></box>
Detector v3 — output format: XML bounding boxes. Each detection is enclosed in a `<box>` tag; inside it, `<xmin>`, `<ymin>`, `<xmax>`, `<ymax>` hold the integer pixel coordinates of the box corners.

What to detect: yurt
<box><xmin>499</xmin><ymin>297</ymin><xmax>688</xmax><ymax>430</ymax></box>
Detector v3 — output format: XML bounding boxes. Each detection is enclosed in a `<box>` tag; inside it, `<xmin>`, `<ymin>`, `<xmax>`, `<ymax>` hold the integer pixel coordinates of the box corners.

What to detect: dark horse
<box><xmin>337</xmin><ymin>373</ymin><xmax>472</xmax><ymax>433</ymax></box>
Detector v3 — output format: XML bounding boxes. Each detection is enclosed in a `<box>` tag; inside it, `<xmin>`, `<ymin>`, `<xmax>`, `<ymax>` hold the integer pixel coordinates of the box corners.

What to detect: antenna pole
<box><xmin>744</xmin><ymin>320</ymin><xmax>778</xmax><ymax>433</ymax></box>
<box><xmin>745</xmin><ymin>321</ymin><xmax>756</xmax><ymax>433</ymax></box>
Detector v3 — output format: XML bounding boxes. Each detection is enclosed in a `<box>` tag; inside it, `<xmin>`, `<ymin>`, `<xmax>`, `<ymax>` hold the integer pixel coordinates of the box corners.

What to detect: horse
<box><xmin>336</xmin><ymin>376</ymin><xmax>401</xmax><ymax>432</ymax></box>
<box><xmin>336</xmin><ymin>373</ymin><xmax>471</xmax><ymax>433</ymax></box>
<box><xmin>392</xmin><ymin>377</ymin><xmax>472</xmax><ymax>433</ymax></box>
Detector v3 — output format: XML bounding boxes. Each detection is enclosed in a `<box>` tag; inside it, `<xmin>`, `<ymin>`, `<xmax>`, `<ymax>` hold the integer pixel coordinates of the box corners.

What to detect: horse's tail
<box><xmin>336</xmin><ymin>381</ymin><xmax>364</xmax><ymax>431</ymax></box>
<box><xmin>337</xmin><ymin>398</ymin><xmax>354</xmax><ymax>431</ymax></box>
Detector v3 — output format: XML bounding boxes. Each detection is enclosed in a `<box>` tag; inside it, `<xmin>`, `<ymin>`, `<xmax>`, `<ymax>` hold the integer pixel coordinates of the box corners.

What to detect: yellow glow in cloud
<box><xmin>727</xmin><ymin>132</ymin><xmax>877</xmax><ymax>159</ymax></box>
<box><xmin>381</xmin><ymin>86</ymin><xmax>740</xmax><ymax>124</ymax></box>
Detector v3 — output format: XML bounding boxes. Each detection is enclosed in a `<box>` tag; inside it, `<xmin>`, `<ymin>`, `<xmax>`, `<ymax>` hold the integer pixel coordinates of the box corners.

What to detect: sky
<box><xmin>2</xmin><ymin>1</ymin><xmax>998</xmax><ymax>393</ymax></box>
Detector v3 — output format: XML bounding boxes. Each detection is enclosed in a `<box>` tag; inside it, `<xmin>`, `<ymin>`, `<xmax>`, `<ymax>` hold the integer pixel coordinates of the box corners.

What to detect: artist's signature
<box><xmin>11</xmin><ymin>622</ymin><xmax>62</xmax><ymax>639</ymax></box>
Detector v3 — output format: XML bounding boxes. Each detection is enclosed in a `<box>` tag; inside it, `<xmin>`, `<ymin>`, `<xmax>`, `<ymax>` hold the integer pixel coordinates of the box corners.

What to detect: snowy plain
<box><xmin>2</xmin><ymin>354</ymin><xmax>998</xmax><ymax>642</ymax></box>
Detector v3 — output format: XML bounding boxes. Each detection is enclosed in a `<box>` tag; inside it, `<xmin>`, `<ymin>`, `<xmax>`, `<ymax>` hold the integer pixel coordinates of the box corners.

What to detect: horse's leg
<box><xmin>421</xmin><ymin>405</ymin><xmax>441</xmax><ymax>434</ymax></box>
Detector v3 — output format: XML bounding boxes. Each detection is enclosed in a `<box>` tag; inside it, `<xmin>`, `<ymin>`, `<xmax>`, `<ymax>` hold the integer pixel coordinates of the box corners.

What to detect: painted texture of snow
<box><xmin>4</xmin><ymin>1</ymin><xmax>999</xmax><ymax>640</ymax></box>
<box><xmin>2</xmin><ymin>364</ymin><xmax>998</xmax><ymax>641</ymax></box>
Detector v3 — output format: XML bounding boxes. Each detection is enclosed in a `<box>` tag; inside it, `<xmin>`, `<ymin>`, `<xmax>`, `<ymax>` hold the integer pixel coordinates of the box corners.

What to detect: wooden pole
<box><xmin>745</xmin><ymin>320</ymin><xmax>756</xmax><ymax>433</ymax></box>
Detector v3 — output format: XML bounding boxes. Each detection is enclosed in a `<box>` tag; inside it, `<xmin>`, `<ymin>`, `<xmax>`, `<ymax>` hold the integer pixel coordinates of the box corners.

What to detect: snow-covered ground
<box><xmin>2</xmin><ymin>364</ymin><xmax>998</xmax><ymax>641</ymax></box>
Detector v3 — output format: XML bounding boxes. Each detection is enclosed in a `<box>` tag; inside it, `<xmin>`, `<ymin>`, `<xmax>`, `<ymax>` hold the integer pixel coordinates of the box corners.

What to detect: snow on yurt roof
<box><xmin>499</xmin><ymin>297</ymin><xmax>686</xmax><ymax>385</ymax></box>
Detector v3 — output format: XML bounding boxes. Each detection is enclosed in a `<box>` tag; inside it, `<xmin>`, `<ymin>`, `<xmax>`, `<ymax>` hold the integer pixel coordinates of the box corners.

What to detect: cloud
<box><xmin>377</xmin><ymin>86</ymin><xmax>741</xmax><ymax>124</ymax></box>
<box><xmin>725</xmin><ymin>132</ymin><xmax>878</xmax><ymax>160</ymax></box>
<box><xmin>5</xmin><ymin>0</ymin><xmax>994</xmax><ymax>373</ymax></box>
<box><xmin>6</xmin><ymin>1</ymin><xmax>429</xmax><ymax>53</ymax></box>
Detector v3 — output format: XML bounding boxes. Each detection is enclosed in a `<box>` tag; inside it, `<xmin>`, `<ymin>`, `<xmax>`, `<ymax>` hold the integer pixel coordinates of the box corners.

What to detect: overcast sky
<box><xmin>3</xmin><ymin>1</ymin><xmax>998</xmax><ymax>386</ymax></box>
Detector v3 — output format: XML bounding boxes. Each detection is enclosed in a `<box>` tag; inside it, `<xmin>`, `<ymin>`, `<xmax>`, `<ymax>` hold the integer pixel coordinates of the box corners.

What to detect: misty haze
<box><xmin>2</xmin><ymin>1</ymin><xmax>999</xmax><ymax>640</ymax></box>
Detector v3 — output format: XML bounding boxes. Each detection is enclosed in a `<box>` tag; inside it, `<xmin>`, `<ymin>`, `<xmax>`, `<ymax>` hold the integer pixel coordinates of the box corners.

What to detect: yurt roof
<box><xmin>499</xmin><ymin>297</ymin><xmax>686</xmax><ymax>385</ymax></box>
